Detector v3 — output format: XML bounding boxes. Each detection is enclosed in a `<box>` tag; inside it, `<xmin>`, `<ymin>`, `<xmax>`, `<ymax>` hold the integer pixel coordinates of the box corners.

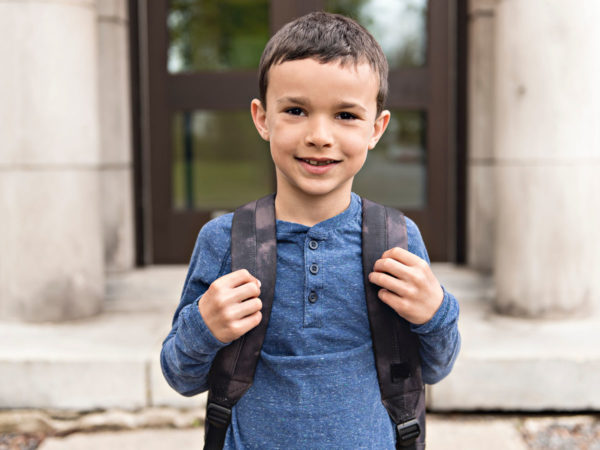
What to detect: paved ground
<box><xmin>1</xmin><ymin>266</ymin><xmax>599</xmax><ymax>449</ymax></box>
<box><xmin>2</xmin><ymin>414</ymin><xmax>599</xmax><ymax>449</ymax></box>
<box><xmin>2</xmin><ymin>265</ymin><xmax>599</xmax><ymax>414</ymax></box>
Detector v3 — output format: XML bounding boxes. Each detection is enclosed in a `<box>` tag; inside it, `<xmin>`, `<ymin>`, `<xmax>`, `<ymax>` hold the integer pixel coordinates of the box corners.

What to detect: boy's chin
<box><xmin>286</xmin><ymin>183</ymin><xmax>354</xmax><ymax>200</ymax></box>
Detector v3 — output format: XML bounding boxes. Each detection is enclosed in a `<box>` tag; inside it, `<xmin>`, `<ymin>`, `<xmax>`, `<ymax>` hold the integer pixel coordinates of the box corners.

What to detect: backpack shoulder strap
<box><xmin>361</xmin><ymin>197</ymin><xmax>425</xmax><ymax>449</ymax></box>
<box><xmin>204</xmin><ymin>194</ymin><xmax>277</xmax><ymax>450</ymax></box>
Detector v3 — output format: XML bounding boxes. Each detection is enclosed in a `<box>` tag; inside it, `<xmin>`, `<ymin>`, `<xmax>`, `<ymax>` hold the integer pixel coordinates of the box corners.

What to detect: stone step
<box><xmin>430</xmin><ymin>264</ymin><xmax>600</xmax><ymax>411</ymax></box>
<box><xmin>1</xmin><ymin>265</ymin><xmax>598</xmax><ymax>411</ymax></box>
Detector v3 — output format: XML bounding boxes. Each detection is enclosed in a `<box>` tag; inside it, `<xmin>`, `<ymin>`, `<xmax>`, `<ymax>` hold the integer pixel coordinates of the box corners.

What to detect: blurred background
<box><xmin>1</xmin><ymin>0</ymin><xmax>599</xmax><ymax>448</ymax></box>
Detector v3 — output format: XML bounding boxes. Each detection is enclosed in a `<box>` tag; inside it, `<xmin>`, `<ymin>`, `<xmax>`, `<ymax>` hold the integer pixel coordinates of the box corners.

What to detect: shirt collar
<box><xmin>276</xmin><ymin>193</ymin><xmax>362</xmax><ymax>239</ymax></box>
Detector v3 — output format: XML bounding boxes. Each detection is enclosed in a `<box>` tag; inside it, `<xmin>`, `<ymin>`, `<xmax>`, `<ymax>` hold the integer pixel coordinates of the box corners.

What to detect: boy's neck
<box><xmin>274</xmin><ymin>189</ymin><xmax>352</xmax><ymax>227</ymax></box>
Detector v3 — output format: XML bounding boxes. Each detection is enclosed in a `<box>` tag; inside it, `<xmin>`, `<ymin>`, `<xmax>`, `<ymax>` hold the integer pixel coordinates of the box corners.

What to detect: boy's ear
<box><xmin>368</xmin><ymin>110</ymin><xmax>391</xmax><ymax>150</ymax></box>
<box><xmin>251</xmin><ymin>99</ymin><xmax>269</xmax><ymax>141</ymax></box>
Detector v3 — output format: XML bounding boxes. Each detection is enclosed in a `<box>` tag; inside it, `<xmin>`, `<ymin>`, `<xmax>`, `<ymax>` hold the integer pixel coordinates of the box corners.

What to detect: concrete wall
<box><xmin>97</xmin><ymin>0</ymin><xmax>135</xmax><ymax>272</ymax></box>
<box><xmin>0</xmin><ymin>0</ymin><xmax>104</xmax><ymax>321</ymax></box>
<box><xmin>0</xmin><ymin>0</ymin><xmax>134</xmax><ymax>322</ymax></box>
<box><xmin>3</xmin><ymin>0</ymin><xmax>597</xmax><ymax>321</ymax></box>
<box><xmin>467</xmin><ymin>0</ymin><xmax>496</xmax><ymax>273</ymax></box>
<box><xmin>468</xmin><ymin>0</ymin><xmax>600</xmax><ymax>316</ymax></box>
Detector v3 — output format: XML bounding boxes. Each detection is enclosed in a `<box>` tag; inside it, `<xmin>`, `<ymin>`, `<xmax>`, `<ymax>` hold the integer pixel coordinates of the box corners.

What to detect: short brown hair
<box><xmin>258</xmin><ymin>11</ymin><xmax>389</xmax><ymax>116</ymax></box>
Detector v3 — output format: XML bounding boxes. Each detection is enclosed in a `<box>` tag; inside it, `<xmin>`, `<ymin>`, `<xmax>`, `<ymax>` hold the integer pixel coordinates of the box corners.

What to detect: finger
<box><xmin>381</xmin><ymin>247</ymin><xmax>423</xmax><ymax>267</ymax></box>
<box><xmin>217</xmin><ymin>269</ymin><xmax>259</xmax><ymax>288</ymax></box>
<box><xmin>372</xmin><ymin>257</ymin><xmax>411</xmax><ymax>281</ymax></box>
<box><xmin>234</xmin><ymin>310</ymin><xmax>263</xmax><ymax>335</ymax></box>
<box><xmin>378</xmin><ymin>288</ymin><xmax>411</xmax><ymax>314</ymax></box>
<box><xmin>369</xmin><ymin>271</ymin><xmax>411</xmax><ymax>297</ymax></box>
<box><xmin>229</xmin><ymin>297</ymin><xmax>262</xmax><ymax>320</ymax></box>
<box><xmin>229</xmin><ymin>280</ymin><xmax>261</xmax><ymax>304</ymax></box>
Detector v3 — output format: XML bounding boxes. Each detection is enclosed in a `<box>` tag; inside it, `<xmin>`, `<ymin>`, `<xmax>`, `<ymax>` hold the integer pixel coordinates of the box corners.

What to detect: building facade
<box><xmin>1</xmin><ymin>0</ymin><xmax>599</xmax><ymax>323</ymax></box>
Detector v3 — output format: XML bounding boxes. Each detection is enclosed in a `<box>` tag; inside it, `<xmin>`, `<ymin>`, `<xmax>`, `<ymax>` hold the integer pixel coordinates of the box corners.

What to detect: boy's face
<box><xmin>251</xmin><ymin>58</ymin><xmax>390</xmax><ymax>204</ymax></box>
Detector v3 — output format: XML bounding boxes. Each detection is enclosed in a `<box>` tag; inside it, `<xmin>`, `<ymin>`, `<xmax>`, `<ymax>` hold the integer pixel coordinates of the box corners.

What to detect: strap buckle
<box><xmin>206</xmin><ymin>403</ymin><xmax>232</xmax><ymax>428</ymax></box>
<box><xmin>396</xmin><ymin>418</ymin><xmax>420</xmax><ymax>446</ymax></box>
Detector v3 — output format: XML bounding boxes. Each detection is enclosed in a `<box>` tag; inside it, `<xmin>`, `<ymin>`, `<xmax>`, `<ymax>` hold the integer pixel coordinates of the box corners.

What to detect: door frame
<box><xmin>130</xmin><ymin>0</ymin><xmax>464</xmax><ymax>264</ymax></box>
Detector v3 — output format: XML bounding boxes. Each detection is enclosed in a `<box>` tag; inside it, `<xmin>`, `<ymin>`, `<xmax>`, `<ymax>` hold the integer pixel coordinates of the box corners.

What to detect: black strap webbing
<box><xmin>361</xmin><ymin>198</ymin><xmax>424</xmax><ymax>449</ymax></box>
<box><xmin>204</xmin><ymin>195</ymin><xmax>424</xmax><ymax>450</ymax></box>
<box><xmin>204</xmin><ymin>194</ymin><xmax>277</xmax><ymax>450</ymax></box>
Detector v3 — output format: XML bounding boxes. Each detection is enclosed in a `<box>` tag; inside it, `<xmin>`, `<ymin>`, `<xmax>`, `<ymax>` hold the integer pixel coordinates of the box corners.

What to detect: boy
<box><xmin>161</xmin><ymin>11</ymin><xmax>460</xmax><ymax>449</ymax></box>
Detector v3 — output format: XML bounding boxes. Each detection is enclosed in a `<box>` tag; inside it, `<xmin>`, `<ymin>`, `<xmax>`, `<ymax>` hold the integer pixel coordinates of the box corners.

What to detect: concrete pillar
<box><xmin>97</xmin><ymin>0</ymin><xmax>135</xmax><ymax>271</ymax></box>
<box><xmin>493</xmin><ymin>1</ymin><xmax>600</xmax><ymax>317</ymax></box>
<box><xmin>467</xmin><ymin>0</ymin><xmax>497</xmax><ymax>273</ymax></box>
<box><xmin>0</xmin><ymin>0</ymin><xmax>104</xmax><ymax>321</ymax></box>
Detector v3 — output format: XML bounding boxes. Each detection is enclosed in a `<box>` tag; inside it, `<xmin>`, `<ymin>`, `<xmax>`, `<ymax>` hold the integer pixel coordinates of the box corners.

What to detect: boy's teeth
<box><xmin>304</xmin><ymin>159</ymin><xmax>335</xmax><ymax>166</ymax></box>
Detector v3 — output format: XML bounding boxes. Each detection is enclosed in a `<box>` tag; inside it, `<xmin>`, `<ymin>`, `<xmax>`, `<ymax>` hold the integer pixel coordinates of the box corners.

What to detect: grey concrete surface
<box><xmin>428</xmin><ymin>415</ymin><xmax>528</xmax><ymax>450</ymax></box>
<box><xmin>39</xmin><ymin>429</ymin><xmax>204</xmax><ymax>450</ymax></box>
<box><xmin>4</xmin><ymin>411</ymin><xmax>597</xmax><ymax>450</ymax></box>
<box><xmin>0</xmin><ymin>0</ymin><xmax>105</xmax><ymax>322</ymax></box>
<box><xmin>0</xmin><ymin>265</ymin><xmax>599</xmax><ymax>412</ymax></box>
<box><xmin>97</xmin><ymin>0</ymin><xmax>135</xmax><ymax>272</ymax></box>
<box><xmin>430</xmin><ymin>265</ymin><xmax>600</xmax><ymax>411</ymax></box>
<box><xmin>37</xmin><ymin>416</ymin><xmax>529</xmax><ymax>450</ymax></box>
<box><xmin>33</xmin><ymin>415</ymin><xmax>562</xmax><ymax>450</ymax></box>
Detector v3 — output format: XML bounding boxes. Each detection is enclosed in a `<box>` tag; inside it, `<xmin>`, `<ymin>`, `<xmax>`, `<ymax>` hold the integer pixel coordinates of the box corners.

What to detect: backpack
<box><xmin>204</xmin><ymin>194</ymin><xmax>425</xmax><ymax>450</ymax></box>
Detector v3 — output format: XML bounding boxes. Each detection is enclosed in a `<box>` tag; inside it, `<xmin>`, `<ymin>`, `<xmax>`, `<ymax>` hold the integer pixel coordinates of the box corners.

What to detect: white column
<box><xmin>467</xmin><ymin>0</ymin><xmax>497</xmax><ymax>273</ymax></box>
<box><xmin>97</xmin><ymin>0</ymin><xmax>135</xmax><ymax>271</ymax></box>
<box><xmin>0</xmin><ymin>0</ymin><xmax>104</xmax><ymax>321</ymax></box>
<box><xmin>493</xmin><ymin>0</ymin><xmax>600</xmax><ymax>316</ymax></box>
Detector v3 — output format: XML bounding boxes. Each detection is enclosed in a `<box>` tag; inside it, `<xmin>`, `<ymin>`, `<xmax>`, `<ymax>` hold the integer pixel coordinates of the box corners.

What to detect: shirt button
<box><xmin>308</xmin><ymin>240</ymin><xmax>319</xmax><ymax>250</ymax></box>
<box><xmin>309</xmin><ymin>263</ymin><xmax>319</xmax><ymax>275</ymax></box>
<box><xmin>308</xmin><ymin>291</ymin><xmax>318</xmax><ymax>303</ymax></box>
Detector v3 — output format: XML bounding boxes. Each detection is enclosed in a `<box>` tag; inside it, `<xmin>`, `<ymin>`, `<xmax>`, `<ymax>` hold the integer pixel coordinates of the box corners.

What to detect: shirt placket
<box><xmin>303</xmin><ymin>233</ymin><xmax>324</xmax><ymax>328</ymax></box>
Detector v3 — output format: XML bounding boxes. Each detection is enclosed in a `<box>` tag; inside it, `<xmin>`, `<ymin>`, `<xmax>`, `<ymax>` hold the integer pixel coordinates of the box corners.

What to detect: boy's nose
<box><xmin>305</xmin><ymin>116</ymin><xmax>333</xmax><ymax>148</ymax></box>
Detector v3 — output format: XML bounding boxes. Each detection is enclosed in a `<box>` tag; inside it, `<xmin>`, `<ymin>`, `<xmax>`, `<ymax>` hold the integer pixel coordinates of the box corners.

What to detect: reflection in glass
<box><xmin>172</xmin><ymin>111</ymin><xmax>273</xmax><ymax>210</ymax></box>
<box><xmin>353</xmin><ymin>111</ymin><xmax>426</xmax><ymax>208</ymax></box>
<box><xmin>325</xmin><ymin>0</ymin><xmax>428</xmax><ymax>68</ymax></box>
<box><xmin>168</xmin><ymin>0</ymin><xmax>269</xmax><ymax>73</ymax></box>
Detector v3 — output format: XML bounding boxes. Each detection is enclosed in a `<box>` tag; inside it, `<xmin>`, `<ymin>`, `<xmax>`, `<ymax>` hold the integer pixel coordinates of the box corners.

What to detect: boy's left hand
<box><xmin>368</xmin><ymin>247</ymin><xmax>444</xmax><ymax>325</ymax></box>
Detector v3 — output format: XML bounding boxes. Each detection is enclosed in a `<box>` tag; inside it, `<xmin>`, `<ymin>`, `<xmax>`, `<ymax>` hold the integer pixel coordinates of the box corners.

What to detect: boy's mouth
<box><xmin>296</xmin><ymin>157</ymin><xmax>340</xmax><ymax>166</ymax></box>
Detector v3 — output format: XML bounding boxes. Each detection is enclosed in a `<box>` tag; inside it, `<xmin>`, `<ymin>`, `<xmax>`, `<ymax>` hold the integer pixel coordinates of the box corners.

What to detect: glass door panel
<box><xmin>172</xmin><ymin>110</ymin><xmax>272</xmax><ymax>210</ymax></box>
<box><xmin>353</xmin><ymin>110</ymin><xmax>426</xmax><ymax>209</ymax></box>
<box><xmin>138</xmin><ymin>0</ymin><xmax>455</xmax><ymax>263</ymax></box>
<box><xmin>325</xmin><ymin>0</ymin><xmax>428</xmax><ymax>68</ymax></box>
<box><xmin>167</xmin><ymin>0</ymin><xmax>270</xmax><ymax>72</ymax></box>
<box><xmin>325</xmin><ymin>0</ymin><xmax>431</xmax><ymax>211</ymax></box>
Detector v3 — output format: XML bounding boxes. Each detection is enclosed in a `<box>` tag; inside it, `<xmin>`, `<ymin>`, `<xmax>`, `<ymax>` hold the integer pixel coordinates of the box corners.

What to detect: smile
<box><xmin>297</xmin><ymin>158</ymin><xmax>340</xmax><ymax>166</ymax></box>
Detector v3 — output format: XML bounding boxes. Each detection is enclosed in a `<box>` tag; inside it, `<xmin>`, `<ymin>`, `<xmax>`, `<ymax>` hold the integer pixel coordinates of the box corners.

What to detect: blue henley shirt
<box><xmin>161</xmin><ymin>193</ymin><xmax>460</xmax><ymax>449</ymax></box>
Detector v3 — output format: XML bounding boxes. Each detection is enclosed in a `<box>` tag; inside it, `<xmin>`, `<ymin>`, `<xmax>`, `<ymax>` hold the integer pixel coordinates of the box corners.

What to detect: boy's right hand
<box><xmin>198</xmin><ymin>269</ymin><xmax>263</xmax><ymax>343</ymax></box>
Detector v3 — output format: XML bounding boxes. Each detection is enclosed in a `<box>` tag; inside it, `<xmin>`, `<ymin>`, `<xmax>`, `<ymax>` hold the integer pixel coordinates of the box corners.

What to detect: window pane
<box><xmin>172</xmin><ymin>111</ymin><xmax>273</xmax><ymax>210</ymax></box>
<box><xmin>353</xmin><ymin>110</ymin><xmax>426</xmax><ymax>208</ymax></box>
<box><xmin>168</xmin><ymin>0</ymin><xmax>270</xmax><ymax>73</ymax></box>
<box><xmin>325</xmin><ymin>0</ymin><xmax>428</xmax><ymax>68</ymax></box>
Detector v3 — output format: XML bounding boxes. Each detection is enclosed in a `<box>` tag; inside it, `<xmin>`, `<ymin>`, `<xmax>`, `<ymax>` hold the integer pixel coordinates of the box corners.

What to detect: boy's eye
<box><xmin>285</xmin><ymin>107</ymin><xmax>305</xmax><ymax>116</ymax></box>
<box><xmin>337</xmin><ymin>111</ymin><xmax>357</xmax><ymax>120</ymax></box>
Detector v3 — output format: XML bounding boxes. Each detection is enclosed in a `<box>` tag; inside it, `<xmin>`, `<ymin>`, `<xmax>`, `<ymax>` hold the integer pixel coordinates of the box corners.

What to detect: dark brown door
<box><xmin>135</xmin><ymin>0</ymin><xmax>456</xmax><ymax>263</ymax></box>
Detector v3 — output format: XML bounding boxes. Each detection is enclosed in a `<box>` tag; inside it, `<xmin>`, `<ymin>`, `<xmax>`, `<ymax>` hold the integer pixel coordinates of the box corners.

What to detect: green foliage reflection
<box><xmin>168</xmin><ymin>0</ymin><xmax>269</xmax><ymax>72</ymax></box>
<box><xmin>172</xmin><ymin>111</ymin><xmax>273</xmax><ymax>210</ymax></box>
<box><xmin>354</xmin><ymin>111</ymin><xmax>427</xmax><ymax>208</ymax></box>
<box><xmin>325</xmin><ymin>0</ymin><xmax>427</xmax><ymax>68</ymax></box>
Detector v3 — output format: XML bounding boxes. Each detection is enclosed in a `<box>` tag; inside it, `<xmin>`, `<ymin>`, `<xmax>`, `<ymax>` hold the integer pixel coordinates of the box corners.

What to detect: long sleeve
<box><xmin>405</xmin><ymin>217</ymin><xmax>461</xmax><ymax>385</ymax></box>
<box><xmin>160</xmin><ymin>214</ymin><xmax>234</xmax><ymax>396</ymax></box>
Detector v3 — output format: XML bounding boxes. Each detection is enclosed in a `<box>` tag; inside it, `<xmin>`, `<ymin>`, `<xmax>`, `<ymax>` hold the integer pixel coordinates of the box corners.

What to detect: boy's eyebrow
<box><xmin>335</xmin><ymin>101</ymin><xmax>368</xmax><ymax>113</ymax></box>
<box><xmin>276</xmin><ymin>96</ymin><xmax>310</xmax><ymax>106</ymax></box>
<box><xmin>277</xmin><ymin>96</ymin><xmax>368</xmax><ymax>113</ymax></box>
